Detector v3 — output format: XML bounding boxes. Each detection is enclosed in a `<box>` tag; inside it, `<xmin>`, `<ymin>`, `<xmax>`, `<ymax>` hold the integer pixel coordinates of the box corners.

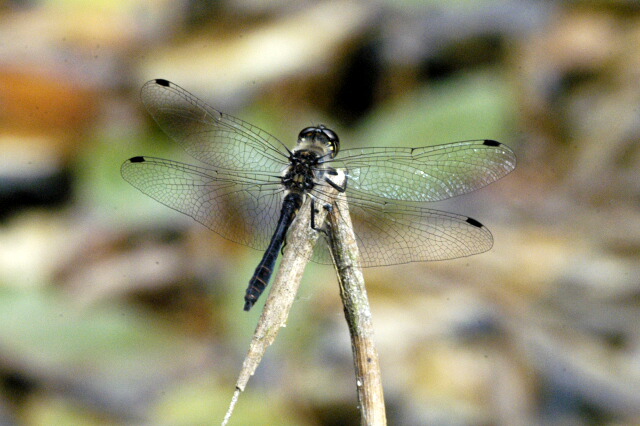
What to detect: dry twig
<box><xmin>327</xmin><ymin>189</ymin><xmax>387</xmax><ymax>426</ymax></box>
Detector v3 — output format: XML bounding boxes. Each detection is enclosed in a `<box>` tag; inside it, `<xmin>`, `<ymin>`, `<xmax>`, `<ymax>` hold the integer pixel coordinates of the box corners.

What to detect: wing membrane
<box><xmin>333</xmin><ymin>140</ymin><xmax>516</xmax><ymax>202</ymax></box>
<box><xmin>141</xmin><ymin>79</ymin><xmax>289</xmax><ymax>171</ymax></box>
<box><xmin>333</xmin><ymin>198</ymin><xmax>493</xmax><ymax>266</ymax></box>
<box><xmin>308</xmin><ymin>180</ymin><xmax>493</xmax><ymax>266</ymax></box>
<box><xmin>121</xmin><ymin>156</ymin><xmax>283</xmax><ymax>250</ymax></box>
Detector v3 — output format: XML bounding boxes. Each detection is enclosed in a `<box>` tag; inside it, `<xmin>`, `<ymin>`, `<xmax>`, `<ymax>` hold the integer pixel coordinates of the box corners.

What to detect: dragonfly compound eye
<box><xmin>320</xmin><ymin>127</ymin><xmax>339</xmax><ymax>157</ymax></box>
<box><xmin>298</xmin><ymin>127</ymin><xmax>318</xmax><ymax>141</ymax></box>
<box><xmin>296</xmin><ymin>125</ymin><xmax>339</xmax><ymax>157</ymax></box>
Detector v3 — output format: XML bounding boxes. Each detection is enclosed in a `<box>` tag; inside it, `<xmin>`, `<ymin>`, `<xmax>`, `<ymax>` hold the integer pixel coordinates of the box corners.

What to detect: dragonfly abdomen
<box><xmin>244</xmin><ymin>192</ymin><xmax>303</xmax><ymax>311</ymax></box>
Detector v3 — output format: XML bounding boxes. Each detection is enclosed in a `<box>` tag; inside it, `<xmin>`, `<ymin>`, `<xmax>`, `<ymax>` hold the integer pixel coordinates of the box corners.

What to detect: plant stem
<box><xmin>327</xmin><ymin>189</ymin><xmax>387</xmax><ymax>426</ymax></box>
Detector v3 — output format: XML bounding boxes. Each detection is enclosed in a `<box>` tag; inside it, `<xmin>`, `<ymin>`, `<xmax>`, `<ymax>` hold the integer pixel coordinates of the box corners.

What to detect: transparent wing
<box><xmin>332</xmin><ymin>140</ymin><xmax>516</xmax><ymax>202</ymax></box>
<box><xmin>349</xmin><ymin>201</ymin><xmax>493</xmax><ymax>266</ymax></box>
<box><xmin>121</xmin><ymin>156</ymin><xmax>284</xmax><ymax>250</ymax></box>
<box><xmin>307</xmin><ymin>180</ymin><xmax>493</xmax><ymax>267</ymax></box>
<box><xmin>141</xmin><ymin>79</ymin><xmax>290</xmax><ymax>172</ymax></box>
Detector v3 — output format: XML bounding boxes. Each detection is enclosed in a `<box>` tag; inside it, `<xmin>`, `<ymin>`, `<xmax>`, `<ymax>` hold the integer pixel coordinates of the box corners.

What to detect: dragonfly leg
<box><xmin>324</xmin><ymin>170</ymin><xmax>347</xmax><ymax>193</ymax></box>
<box><xmin>310</xmin><ymin>198</ymin><xmax>333</xmax><ymax>236</ymax></box>
<box><xmin>310</xmin><ymin>197</ymin><xmax>319</xmax><ymax>230</ymax></box>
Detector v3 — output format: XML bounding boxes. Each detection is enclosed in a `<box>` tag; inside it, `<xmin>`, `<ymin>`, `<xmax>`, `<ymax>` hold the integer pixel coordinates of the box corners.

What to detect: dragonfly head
<box><xmin>297</xmin><ymin>125</ymin><xmax>340</xmax><ymax>158</ymax></box>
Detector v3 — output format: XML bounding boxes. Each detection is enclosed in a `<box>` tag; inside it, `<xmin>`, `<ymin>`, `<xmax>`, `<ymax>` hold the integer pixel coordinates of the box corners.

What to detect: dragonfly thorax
<box><xmin>281</xmin><ymin>150</ymin><xmax>321</xmax><ymax>193</ymax></box>
<box><xmin>281</xmin><ymin>125</ymin><xmax>340</xmax><ymax>193</ymax></box>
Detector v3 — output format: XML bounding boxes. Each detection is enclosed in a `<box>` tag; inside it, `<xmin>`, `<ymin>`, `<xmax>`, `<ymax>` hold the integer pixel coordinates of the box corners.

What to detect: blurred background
<box><xmin>1</xmin><ymin>0</ymin><xmax>639</xmax><ymax>424</ymax></box>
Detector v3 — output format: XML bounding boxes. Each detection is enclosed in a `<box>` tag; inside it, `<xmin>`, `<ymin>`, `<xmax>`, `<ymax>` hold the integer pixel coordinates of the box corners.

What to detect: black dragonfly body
<box><xmin>122</xmin><ymin>79</ymin><xmax>516</xmax><ymax>311</ymax></box>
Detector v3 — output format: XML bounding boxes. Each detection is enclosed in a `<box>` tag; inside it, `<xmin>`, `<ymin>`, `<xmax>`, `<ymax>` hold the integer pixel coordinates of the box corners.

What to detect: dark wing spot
<box><xmin>155</xmin><ymin>79</ymin><xmax>170</xmax><ymax>87</ymax></box>
<box><xmin>466</xmin><ymin>217</ymin><xmax>483</xmax><ymax>228</ymax></box>
<box><xmin>483</xmin><ymin>140</ymin><xmax>500</xmax><ymax>147</ymax></box>
<box><xmin>129</xmin><ymin>156</ymin><xmax>145</xmax><ymax>163</ymax></box>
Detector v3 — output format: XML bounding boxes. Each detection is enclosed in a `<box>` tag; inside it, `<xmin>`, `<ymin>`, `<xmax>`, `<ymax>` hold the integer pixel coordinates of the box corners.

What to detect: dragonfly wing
<box><xmin>328</xmin><ymin>198</ymin><xmax>494</xmax><ymax>267</ymax></box>
<box><xmin>141</xmin><ymin>79</ymin><xmax>289</xmax><ymax>171</ymax></box>
<box><xmin>121</xmin><ymin>156</ymin><xmax>283</xmax><ymax>250</ymax></box>
<box><xmin>334</xmin><ymin>140</ymin><xmax>516</xmax><ymax>202</ymax></box>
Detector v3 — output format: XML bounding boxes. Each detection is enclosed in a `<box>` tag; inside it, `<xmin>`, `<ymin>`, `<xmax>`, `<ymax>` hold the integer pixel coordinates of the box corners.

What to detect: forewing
<box><xmin>121</xmin><ymin>156</ymin><xmax>283</xmax><ymax>250</ymax></box>
<box><xmin>334</xmin><ymin>140</ymin><xmax>516</xmax><ymax>202</ymax></box>
<box><xmin>141</xmin><ymin>79</ymin><xmax>289</xmax><ymax>171</ymax></box>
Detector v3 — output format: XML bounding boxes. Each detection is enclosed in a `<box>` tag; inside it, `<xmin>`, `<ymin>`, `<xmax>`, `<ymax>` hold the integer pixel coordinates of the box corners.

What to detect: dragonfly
<box><xmin>121</xmin><ymin>79</ymin><xmax>516</xmax><ymax>311</ymax></box>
